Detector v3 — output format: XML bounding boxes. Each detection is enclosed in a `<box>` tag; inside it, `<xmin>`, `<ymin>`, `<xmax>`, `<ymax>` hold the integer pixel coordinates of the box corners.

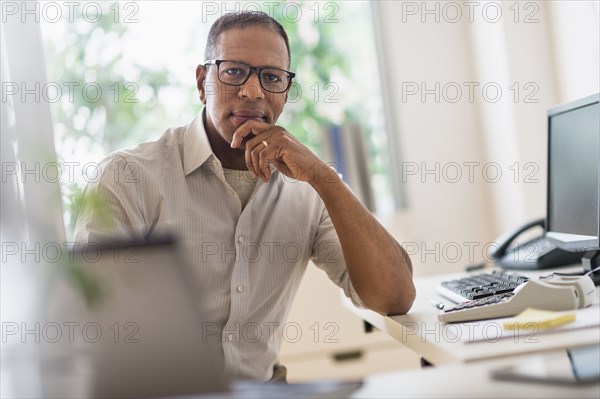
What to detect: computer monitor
<box><xmin>546</xmin><ymin>93</ymin><xmax>600</xmax><ymax>276</ymax></box>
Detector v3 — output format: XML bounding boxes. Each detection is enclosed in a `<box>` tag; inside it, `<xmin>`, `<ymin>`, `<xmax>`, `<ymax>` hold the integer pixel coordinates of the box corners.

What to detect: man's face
<box><xmin>196</xmin><ymin>26</ymin><xmax>290</xmax><ymax>149</ymax></box>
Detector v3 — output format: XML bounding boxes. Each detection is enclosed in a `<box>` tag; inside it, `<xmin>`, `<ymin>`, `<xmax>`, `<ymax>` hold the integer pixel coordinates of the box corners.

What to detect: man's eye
<box><xmin>263</xmin><ymin>73</ymin><xmax>283</xmax><ymax>83</ymax></box>
<box><xmin>224</xmin><ymin>68</ymin><xmax>245</xmax><ymax>76</ymax></box>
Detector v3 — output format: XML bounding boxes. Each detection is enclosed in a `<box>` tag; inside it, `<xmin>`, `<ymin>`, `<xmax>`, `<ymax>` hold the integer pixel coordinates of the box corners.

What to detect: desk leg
<box><xmin>419</xmin><ymin>356</ymin><xmax>433</xmax><ymax>368</ymax></box>
<box><xmin>363</xmin><ymin>321</ymin><xmax>374</xmax><ymax>333</ymax></box>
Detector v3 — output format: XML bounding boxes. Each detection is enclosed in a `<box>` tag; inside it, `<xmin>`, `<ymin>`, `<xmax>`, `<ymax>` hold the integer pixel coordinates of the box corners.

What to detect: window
<box><xmin>40</xmin><ymin>1</ymin><xmax>395</xmax><ymax>237</ymax></box>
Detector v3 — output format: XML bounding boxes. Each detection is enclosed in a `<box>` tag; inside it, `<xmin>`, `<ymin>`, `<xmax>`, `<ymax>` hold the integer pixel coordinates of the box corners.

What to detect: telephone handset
<box><xmin>490</xmin><ymin>218</ymin><xmax>586</xmax><ymax>270</ymax></box>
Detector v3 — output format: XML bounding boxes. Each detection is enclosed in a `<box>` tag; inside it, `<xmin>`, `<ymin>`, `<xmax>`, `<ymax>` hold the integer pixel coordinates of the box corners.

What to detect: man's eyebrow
<box><xmin>261</xmin><ymin>64</ymin><xmax>288</xmax><ymax>70</ymax></box>
<box><xmin>226</xmin><ymin>59</ymin><xmax>288</xmax><ymax>69</ymax></box>
<box><xmin>254</xmin><ymin>63</ymin><xmax>288</xmax><ymax>70</ymax></box>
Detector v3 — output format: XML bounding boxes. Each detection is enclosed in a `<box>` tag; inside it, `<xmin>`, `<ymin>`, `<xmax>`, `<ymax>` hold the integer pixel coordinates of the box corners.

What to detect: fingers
<box><xmin>229</xmin><ymin>121</ymin><xmax>275</xmax><ymax>181</ymax></box>
<box><xmin>246</xmin><ymin>136</ymin><xmax>274</xmax><ymax>181</ymax></box>
<box><xmin>231</xmin><ymin>120</ymin><xmax>292</xmax><ymax>182</ymax></box>
<box><xmin>245</xmin><ymin>138</ymin><xmax>259</xmax><ymax>178</ymax></box>
<box><xmin>256</xmin><ymin>144</ymin><xmax>270</xmax><ymax>181</ymax></box>
<box><xmin>230</xmin><ymin>120</ymin><xmax>270</xmax><ymax>148</ymax></box>
<box><xmin>230</xmin><ymin>120</ymin><xmax>272</xmax><ymax>181</ymax></box>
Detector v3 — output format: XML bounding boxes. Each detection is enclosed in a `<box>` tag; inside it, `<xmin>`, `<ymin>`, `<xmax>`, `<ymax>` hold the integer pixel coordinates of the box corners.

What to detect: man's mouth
<box><xmin>230</xmin><ymin>110</ymin><xmax>267</xmax><ymax>125</ymax></box>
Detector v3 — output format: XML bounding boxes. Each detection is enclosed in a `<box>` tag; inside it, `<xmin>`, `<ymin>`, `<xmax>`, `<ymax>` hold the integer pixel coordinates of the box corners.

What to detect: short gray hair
<box><xmin>204</xmin><ymin>11</ymin><xmax>291</xmax><ymax>67</ymax></box>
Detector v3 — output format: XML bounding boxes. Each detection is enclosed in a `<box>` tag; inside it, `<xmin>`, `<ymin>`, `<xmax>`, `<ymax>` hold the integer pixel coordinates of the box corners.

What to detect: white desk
<box><xmin>343</xmin><ymin>268</ymin><xmax>600</xmax><ymax>366</ymax></box>
<box><xmin>190</xmin><ymin>349</ymin><xmax>599</xmax><ymax>398</ymax></box>
<box><xmin>352</xmin><ymin>350</ymin><xmax>599</xmax><ymax>398</ymax></box>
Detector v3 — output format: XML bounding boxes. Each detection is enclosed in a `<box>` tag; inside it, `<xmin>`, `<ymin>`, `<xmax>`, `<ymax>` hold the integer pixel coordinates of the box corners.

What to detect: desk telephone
<box><xmin>438</xmin><ymin>274</ymin><xmax>596</xmax><ymax>323</ymax></box>
<box><xmin>490</xmin><ymin>218</ymin><xmax>586</xmax><ymax>270</ymax></box>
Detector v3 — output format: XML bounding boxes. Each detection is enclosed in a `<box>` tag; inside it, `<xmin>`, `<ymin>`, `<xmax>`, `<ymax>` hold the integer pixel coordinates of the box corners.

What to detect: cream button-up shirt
<box><xmin>75</xmin><ymin>111</ymin><xmax>365</xmax><ymax>381</ymax></box>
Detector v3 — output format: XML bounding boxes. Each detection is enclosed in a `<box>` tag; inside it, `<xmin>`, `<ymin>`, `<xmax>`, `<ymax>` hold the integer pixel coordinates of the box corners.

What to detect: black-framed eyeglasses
<box><xmin>204</xmin><ymin>59</ymin><xmax>295</xmax><ymax>94</ymax></box>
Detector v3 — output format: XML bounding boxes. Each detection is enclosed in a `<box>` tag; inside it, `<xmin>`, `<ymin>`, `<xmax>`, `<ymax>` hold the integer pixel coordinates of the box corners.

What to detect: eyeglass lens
<box><xmin>218</xmin><ymin>61</ymin><xmax>290</xmax><ymax>92</ymax></box>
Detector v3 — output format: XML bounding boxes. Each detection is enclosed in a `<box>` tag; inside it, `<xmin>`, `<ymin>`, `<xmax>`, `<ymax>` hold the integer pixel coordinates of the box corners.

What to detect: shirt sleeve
<box><xmin>310</xmin><ymin>205</ymin><xmax>366</xmax><ymax>308</ymax></box>
<box><xmin>73</xmin><ymin>154</ymin><xmax>148</xmax><ymax>244</ymax></box>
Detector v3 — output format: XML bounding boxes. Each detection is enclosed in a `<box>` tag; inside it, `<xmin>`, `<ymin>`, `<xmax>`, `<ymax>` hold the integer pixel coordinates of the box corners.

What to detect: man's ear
<box><xmin>195</xmin><ymin>64</ymin><xmax>207</xmax><ymax>104</ymax></box>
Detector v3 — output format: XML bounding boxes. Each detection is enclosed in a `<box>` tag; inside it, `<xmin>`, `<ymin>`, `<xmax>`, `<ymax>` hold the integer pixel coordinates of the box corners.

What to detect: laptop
<box><xmin>42</xmin><ymin>239</ymin><xmax>228</xmax><ymax>398</ymax></box>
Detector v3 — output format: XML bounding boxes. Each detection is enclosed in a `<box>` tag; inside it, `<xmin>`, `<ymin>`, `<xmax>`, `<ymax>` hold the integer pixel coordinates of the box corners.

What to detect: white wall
<box><xmin>374</xmin><ymin>0</ymin><xmax>600</xmax><ymax>275</ymax></box>
<box><xmin>548</xmin><ymin>1</ymin><xmax>600</xmax><ymax>101</ymax></box>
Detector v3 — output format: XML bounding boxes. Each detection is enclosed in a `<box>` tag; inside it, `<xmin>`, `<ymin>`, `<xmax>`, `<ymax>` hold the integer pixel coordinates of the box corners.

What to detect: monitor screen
<box><xmin>546</xmin><ymin>94</ymin><xmax>600</xmax><ymax>251</ymax></box>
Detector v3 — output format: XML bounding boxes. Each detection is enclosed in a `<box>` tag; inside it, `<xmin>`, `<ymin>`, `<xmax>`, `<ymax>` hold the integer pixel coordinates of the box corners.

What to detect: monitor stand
<box><xmin>582</xmin><ymin>250</ymin><xmax>600</xmax><ymax>285</ymax></box>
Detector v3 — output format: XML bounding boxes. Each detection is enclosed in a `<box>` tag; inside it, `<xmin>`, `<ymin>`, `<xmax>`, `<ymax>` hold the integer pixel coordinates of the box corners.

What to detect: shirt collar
<box><xmin>183</xmin><ymin>108</ymin><xmax>216</xmax><ymax>176</ymax></box>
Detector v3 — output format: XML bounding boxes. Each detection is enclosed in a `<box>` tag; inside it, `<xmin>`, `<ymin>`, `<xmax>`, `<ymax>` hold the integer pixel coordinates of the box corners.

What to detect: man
<box><xmin>75</xmin><ymin>11</ymin><xmax>415</xmax><ymax>382</ymax></box>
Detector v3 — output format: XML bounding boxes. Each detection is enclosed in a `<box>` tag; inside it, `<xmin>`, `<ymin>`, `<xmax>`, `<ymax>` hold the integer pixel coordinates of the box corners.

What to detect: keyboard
<box><xmin>436</xmin><ymin>270</ymin><xmax>530</xmax><ymax>303</ymax></box>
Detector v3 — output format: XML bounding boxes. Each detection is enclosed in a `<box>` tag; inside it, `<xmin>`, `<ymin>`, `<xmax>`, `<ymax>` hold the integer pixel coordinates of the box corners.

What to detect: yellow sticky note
<box><xmin>503</xmin><ymin>308</ymin><xmax>576</xmax><ymax>331</ymax></box>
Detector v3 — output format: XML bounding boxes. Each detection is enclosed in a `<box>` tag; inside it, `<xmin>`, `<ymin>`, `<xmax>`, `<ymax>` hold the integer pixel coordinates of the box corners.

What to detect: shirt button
<box><xmin>226</xmin><ymin>334</ymin><xmax>234</xmax><ymax>342</ymax></box>
<box><xmin>236</xmin><ymin>284</ymin><xmax>245</xmax><ymax>293</ymax></box>
<box><xmin>237</xmin><ymin>236</ymin><xmax>244</xmax><ymax>244</ymax></box>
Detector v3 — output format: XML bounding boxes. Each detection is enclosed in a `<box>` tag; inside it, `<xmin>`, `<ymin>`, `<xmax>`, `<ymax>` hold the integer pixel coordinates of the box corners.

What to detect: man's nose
<box><xmin>238</xmin><ymin>71</ymin><xmax>265</xmax><ymax>101</ymax></box>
